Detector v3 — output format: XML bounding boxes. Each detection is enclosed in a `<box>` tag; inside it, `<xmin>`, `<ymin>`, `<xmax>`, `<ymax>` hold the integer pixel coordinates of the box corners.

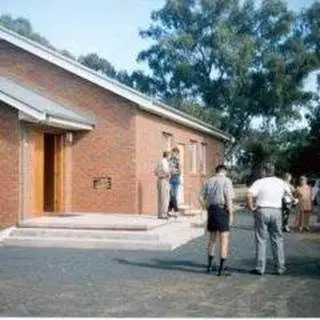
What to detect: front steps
<box><xmin>178</xmin><ymin>204</ymin><xmax>203</xmax><ymax>216</ymax></box>
<box><xmin>0</xmin><ymin>214</ymin><xmax>205</xmax><ymax>251</ymax></box>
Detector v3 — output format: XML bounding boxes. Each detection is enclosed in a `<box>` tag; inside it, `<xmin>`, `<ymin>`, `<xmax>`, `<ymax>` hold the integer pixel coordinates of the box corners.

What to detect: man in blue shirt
<box><xmin>200</xmin><ymin>164</ymin><xmax>234</xmax><ymax>276</ymax></box>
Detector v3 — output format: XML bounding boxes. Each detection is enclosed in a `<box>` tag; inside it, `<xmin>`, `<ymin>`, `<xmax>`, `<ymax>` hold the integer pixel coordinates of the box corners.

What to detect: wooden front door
<box><xmin>29</xmin><ymin>128</ymin><xmax>65</xmax><ymax>216</ymax></box>
<box><xmin>52</xmin><ymin>134</ymin><xmax>65</xmax><ymax>212</ymax></box>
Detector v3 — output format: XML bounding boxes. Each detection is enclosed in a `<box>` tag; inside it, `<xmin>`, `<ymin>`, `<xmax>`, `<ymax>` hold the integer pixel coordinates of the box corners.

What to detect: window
<box><xmin>162</xmin><ymin>132</ymin><xmax>172</xmax><ymax>153</ymax></box>
<box><xmin>200</xmin><ymin>143</ymin><xmax>207</xmax><ymax>174</ymax></box>
<box><xmin>189</xmin><ymin>141</ymin><xmax>197</xmax><ymax>173</ymax></box>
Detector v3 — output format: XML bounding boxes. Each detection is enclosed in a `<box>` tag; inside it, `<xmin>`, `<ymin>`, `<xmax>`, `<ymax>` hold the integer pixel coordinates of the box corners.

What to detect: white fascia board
<box><xmin>140</xmin><ymin>102</ymin><xmax>231</xmax><ymax>141</ymax></box>
<box><xmin>46</xmin><ymin>116</ymin><xmax>94</xmax><ymax>130</ymax></box>
<box><xmin>0</xmin><ymin>26</ymin><xmax>231</xmax><ymax>141</ymax></box>
<box><xmin>18</xmin><ymin>112</ymin><xmax>93</xmax><ymax>130</ymax></box>
<box><xmin>18</xmin><ymin>111</ymin><xmax>41</xmax><ymax>123</ymax></box>
<box><xmin>0</xmin><ymin>91</ymin><xmax>45</xmax><ymax>120</ymax></box>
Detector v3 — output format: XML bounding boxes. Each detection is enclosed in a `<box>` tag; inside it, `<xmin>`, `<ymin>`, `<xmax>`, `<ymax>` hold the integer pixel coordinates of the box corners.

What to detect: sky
<box><xmin>1</xmin><ymin>0</ymin><xmax>318</xmax><ymax>72</ymax></box>
<box><xmin>1</xmin><ymin>0</ymin><xmax>166</xmax><ymax>73</ymax></box>
<box><xmin>0</xmin><ymin>0</ymin><xmax>318</xmax><ymax>95</ymax></box>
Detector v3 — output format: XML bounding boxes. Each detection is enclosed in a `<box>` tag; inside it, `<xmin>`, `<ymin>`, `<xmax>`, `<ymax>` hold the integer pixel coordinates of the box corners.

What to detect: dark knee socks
<box><xmin>218</xmin><ymin>257</ymin><xmax>227</xmax><ymax>274</ymax></box>
<box><xmin>207</xmin><ymin>255</ymin><xmax>214</xmax><ymax>272</ymax></box>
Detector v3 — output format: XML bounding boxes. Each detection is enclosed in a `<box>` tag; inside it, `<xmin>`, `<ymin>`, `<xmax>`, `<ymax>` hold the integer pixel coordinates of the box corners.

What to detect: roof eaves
<box><xmin>153</xmin><ymin>100</ymin><xmax>232</xmax><ymax>141</ymax></box>
<box><xmin>0</xmin><ymin>82</ymin><xmax>95</xmax><ymax>130</ymax></box>
<box><xmin>0</xmin><ymin>25</ymin><xmax>232</xmax><ymax>141</ymax></box>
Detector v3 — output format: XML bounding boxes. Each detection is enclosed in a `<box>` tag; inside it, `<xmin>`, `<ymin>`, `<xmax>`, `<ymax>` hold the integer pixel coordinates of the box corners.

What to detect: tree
<box><xmin>290</xmin><ymin>97</ymin><xmax>320</xmax><ymax>176</ymax></box>
<box><xmin>0</xmin><ymin>15</ymin><xmax>54</xmax><ymax>48</ymax></box>
<box><xmin>78</xmin><ymin>53</ymin><xmax>117</xmax><ymax>78</ymax></box>
<box><xmin>138</xmin><ymin>0</ymin><xmax>320</xmax><ymax>148</ymax></box>
<box><xmin>116</xmin><ymin>70</ymin><xmax>158</xmax><ymax>96</ymax></box>
<box><xmin>60</xmin><ymin>49</ymin><xmax>76</xmax><ymax>60</ymax></box>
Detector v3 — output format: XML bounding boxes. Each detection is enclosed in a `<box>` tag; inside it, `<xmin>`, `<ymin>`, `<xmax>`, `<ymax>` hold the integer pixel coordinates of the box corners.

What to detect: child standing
<box><xmin>296</xmin><ymin>176</ymin><xmax>313</xmax><ymax>232</ymax></box>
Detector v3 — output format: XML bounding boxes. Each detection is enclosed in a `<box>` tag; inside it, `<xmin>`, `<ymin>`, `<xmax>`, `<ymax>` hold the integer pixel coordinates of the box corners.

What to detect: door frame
<box><xmin>177</xmin><ymin>143</ymin><xmax>185</xmax><ymax>205</ymax></box>
<box><xmin>25</xmin><ymin>126</ymin><xmax>66</xmax><ymax>217</ymax></box>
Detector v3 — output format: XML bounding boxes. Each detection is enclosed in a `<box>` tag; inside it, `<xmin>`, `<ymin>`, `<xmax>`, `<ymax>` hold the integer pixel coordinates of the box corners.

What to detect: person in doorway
<box><xmin>168</xmin><ymin>147</ymin><xmax>181</xmax><ymax>218</ymax></box>
<box><xmin>200</xmin><ymin>164</ymin><xmax>234</xmax><ymax>276</ymax></box>
<box><xmin>296</xmin><ymin>175</ymin><xmax>313</xmax><ymax>232</ymax></box>
<box><xmin>154</xmin><ymin>151</ymin><xmax>171</xmax><ymax>219</ymax></box>
<box><xmin>282</xmin><ymin>172</ymin><xmax>296</xmax><ymax>233</ymax></box>
<box><xmin>246</xmin><ymin>163</ymin><xmax>295</xmax><ymax>275</ymax></box>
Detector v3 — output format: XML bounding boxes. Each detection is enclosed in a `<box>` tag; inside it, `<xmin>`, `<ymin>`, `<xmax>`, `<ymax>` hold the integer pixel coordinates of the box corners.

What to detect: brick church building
<box><xmin>0</xmin><ymin>26</ymin><xmax>231</xmax><ymax>228</ymax></box>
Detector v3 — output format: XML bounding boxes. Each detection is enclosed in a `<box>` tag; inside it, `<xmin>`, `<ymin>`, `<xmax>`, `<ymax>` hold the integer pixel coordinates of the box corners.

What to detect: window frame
<box><xmin>200</xmin><ymin>143</ymin><xmax>207</xmax><ymax>175</ymax></box>
<box><xmin>162</xmin><ymin>132</ymin><xmax>172</xmax><ymax>153</ymax></box>
<box><xmin>189</xmin><ymin>140</ymin><xmax>197</xmax><ymax>174</ymax></box>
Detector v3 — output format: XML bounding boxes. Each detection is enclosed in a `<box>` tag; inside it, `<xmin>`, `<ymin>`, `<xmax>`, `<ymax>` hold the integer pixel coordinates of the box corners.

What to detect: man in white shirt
<box><xmin>246</xmin><ymin>163</ymin><xmax>295</xmax><ymax>275</ymax></box>
<box><xmin>154</xmin><ymin>151</ymin><xmax>171</xmax><ymax>219</ymax></box>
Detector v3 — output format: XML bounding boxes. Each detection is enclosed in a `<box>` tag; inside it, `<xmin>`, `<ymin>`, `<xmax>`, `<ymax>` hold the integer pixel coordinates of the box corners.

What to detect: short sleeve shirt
<box><xmin>154</xmin><ymin>158</ymin><xmax>170</xmax><ymax>178</ymax></box>
<box><xmin>201</xmin><ymin>173</ymin><xmax>234</xmax><ymax>206</ymax></box>
<box><xmin>248</xmin><ymin>177</ymin><xmax>292</xmax><ymax>208</ymax></box>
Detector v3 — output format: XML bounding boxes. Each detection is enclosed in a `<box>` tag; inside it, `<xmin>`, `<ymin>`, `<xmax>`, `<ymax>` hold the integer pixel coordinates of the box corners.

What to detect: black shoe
<box><xmin>250</xmin><ymin>269</ymin><xmax>263</xmax><ymax>275</ymax></box>
<box><xmin>206</xmin><ymin>264</ymin><xmax>217</xmax><ymax>273</ymax></box>
<box><xmin>218</xmin><ymin>267</ymin><xmax>232</xmax><ymax>276</ymax></box>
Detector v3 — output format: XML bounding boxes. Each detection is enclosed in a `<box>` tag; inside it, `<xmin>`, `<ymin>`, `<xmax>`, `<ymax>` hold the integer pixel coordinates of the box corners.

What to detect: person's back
<box><xmin>200</xmin><ymin>165</ymin><xmax>234</xmax><ymax>276</ymax></box>
<box><xmin>247</xmin><ymin>163</ymin><xmax>294</xmax><ymax>276</ymax></box>
<box><xmin>250</xmin><ymin>176</ymin><xmax>287</xmax><ymax>208</ymax></box>
<box><xmin>205</xmin><ymin>174</ymin><xmax>233</xmax><ymax>207</ymax></box>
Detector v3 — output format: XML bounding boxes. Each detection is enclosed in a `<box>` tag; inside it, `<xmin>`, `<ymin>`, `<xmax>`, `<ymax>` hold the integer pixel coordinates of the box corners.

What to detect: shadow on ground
<box><xmin>115</xmin><ymin>256</ymin><xmax>320</xmax><ymax>278</ymax></box>
<box><xmin>115</xmin><ymin>257</ymin><xmax>254</xmax><ymax>275</ymax></box>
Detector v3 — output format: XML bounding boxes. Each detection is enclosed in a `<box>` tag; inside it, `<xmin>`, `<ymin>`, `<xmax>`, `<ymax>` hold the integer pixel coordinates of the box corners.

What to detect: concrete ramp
<box><xmin>0</xmin><ymin>214</ymin><xmax>206</xmax><ymax>251</ymax></box>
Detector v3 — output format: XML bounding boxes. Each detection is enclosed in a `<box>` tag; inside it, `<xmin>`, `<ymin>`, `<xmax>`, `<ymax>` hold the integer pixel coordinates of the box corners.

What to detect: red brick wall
<box><xmin>0</xmin><ymin>39</ymin><xmax>224</xmax><ymax>219</ymax></box>
<box><xmin>0</xmin><ymin>40</ymin><xmax>138</xmax><ymax>214</ymax></box>
<box><xmin>0</xmin><ymin>103</ymin><xmax>20</xmax><ymax>227</ymax></box>
<box><xmin>136</xmin><ymin>110</ymin><xmax>224</xmax><ymax>215</ymax></box>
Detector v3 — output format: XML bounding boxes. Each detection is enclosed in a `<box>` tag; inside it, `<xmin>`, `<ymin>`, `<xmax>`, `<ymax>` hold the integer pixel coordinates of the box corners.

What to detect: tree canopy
<box><xmin>138</xmin><ymin>0</ymin><xmax>319</xmax><ymax>141</ymax></box>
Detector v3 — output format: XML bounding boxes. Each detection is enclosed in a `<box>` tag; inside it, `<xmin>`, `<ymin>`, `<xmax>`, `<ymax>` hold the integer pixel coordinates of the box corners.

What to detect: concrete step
<box><xmin>178</xmin><ymin>204</ymin><xmax>190</xmax><ymax>210</ymax></box>
<box><xmin>9</xmin><ymin>228</ymin><xmax>160</xmax><ymax>241</ymax></box>
<box><xmin>3</xmin><ymin>236</ymin><xmax>173</xmax><ymax>251</ymax></box>
<box><xmin>180</xmin><ymin>209</ymin><xmax>203</xmax><ymax>216</ymax></box>
<box><xmin>18</xmin><ymin>214</ymin><xmax>166</xmax><ymax>231</ymax></box>
<box><xmin>1</xmin><ymin>220</ymin><xmax>205</xmax><ymax>251</ymax></box>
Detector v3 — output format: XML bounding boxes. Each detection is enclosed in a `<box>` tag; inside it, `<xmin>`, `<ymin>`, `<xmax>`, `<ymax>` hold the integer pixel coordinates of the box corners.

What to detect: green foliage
<box><xmin>138</xmin><ymin>0</ymin><xmax>320</xmax><ymax>145</ymax></box>
<box><xmin>0</xmin><ymin>14</ymin><xmax>53</xmax><ymax>48</ymax></box>
<box><xmin>116</xmin><ymin>70</ymin><xmax>158</xmax><ymax>96</ymax></box>
<box><xmin>290</xmin><ymin>99</ymin><xmax>320</xmax><ymax>176</ymax></box>
<box><xmin>78</xmin><ymin>53</ymin><xmax>116</xmax><ymax>78</ymax></box>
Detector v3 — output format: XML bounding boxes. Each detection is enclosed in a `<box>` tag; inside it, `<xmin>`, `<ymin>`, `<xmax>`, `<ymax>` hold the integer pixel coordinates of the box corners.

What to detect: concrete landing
<box><xmin>1</xmin><ymin>213</ymin><xmax>206</xmax><ymax>251</ymax></box>
<box><xmin>18</xmin><ymin>213</ymin><xmax>169</xmax><ymax>231</ymax></box>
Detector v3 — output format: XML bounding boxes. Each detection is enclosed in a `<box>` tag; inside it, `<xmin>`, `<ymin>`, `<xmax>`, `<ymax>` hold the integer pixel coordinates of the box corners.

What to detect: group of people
<box><xmin>154</xmin><ymin>148</ymin><xmax>181</xmax><ymax>220</ymax></box>
<box><xmin>282</xmin><ymin>173</ymin><xmax>313</xmax><ymax>233</ymax></box>
<box><xmin>154</xmin><ymin>149</ymin><xmax>315</xmax><ymax>277</ymax></box>
<box><xmin>199</xmin><ymin>163</ymin><xmax>315</xmax><ymax>277</ymax></box>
